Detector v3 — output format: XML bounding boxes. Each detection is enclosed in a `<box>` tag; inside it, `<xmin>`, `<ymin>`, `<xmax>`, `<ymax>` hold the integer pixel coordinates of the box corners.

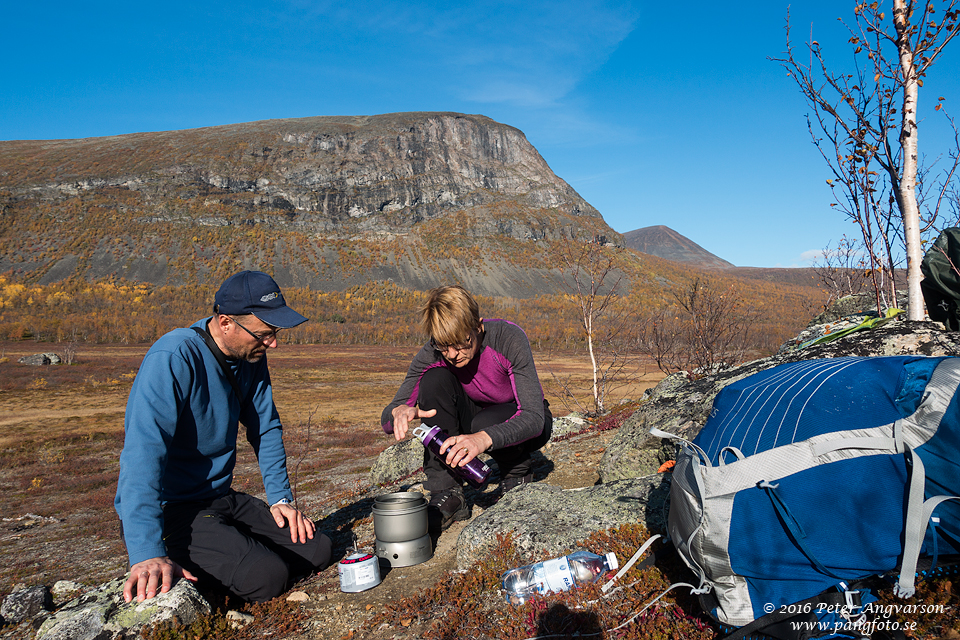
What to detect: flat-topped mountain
<box><xmin>0</xmin><ymin>112</ymin><xmax>619</xmax><ymax>296</ymax></box>
<box><xmin>1</xmin><ymin>112</ymin><xmax>602</xmax><ymax>237</ymax></box>
<box><xmin>0</xmin><ymin>112</ymin><xmax>822</xmax><ymax>306</ymax></box>
<box><xmin>622</xmin><ymin>225</ymin><xmax>734</xmax><ymax>268</ymax></box>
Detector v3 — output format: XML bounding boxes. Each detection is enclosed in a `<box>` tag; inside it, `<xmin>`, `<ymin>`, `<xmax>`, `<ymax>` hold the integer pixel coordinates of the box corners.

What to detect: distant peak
<box><xmin>622</xmin><ymin>226</ymin><xmax>734</xmax><ymax>268</ymax></box>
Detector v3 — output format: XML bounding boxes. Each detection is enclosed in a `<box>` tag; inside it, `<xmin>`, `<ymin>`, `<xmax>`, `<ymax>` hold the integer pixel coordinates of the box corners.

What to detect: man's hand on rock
<box><xmin>123</xmin><ymin>557</ymin><xmax>198</xmax><ymax>603</ymax></box>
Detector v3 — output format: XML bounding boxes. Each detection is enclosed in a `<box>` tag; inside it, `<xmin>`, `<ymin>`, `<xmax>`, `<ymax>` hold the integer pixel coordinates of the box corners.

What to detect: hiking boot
<box><xmin>493</xmin><ymin>473</ymin><xmax>534</xmax><ymax>503</ymax></box>
<box><xmin>427</xmin><ymin>485</ymin><xmax>471</xmax><ymax>533</ymax></box>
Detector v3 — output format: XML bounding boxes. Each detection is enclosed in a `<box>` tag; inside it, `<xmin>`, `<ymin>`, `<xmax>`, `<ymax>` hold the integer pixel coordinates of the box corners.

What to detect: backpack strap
<box><xmin>758</xmin><ymin>480</ymin><xmax>845</xmax><ymax>581</ymax></box>
<box><xmin>897</xmin><ymin>484</ymin><xmax>960</xmax><ymax>597</ymax></box>
<box><xmin>892</xmin><ymin>358</ymin><xmax>960</xmax><ymax>598</ymax></box>
<box><xmin>721</xmin><ymin>589</ymin><xmax>860</xmax><ymax>640</ymax></box>
<box><xmin>191</xmin><ymin>325</ymin><xmax>249</xmax><ymax>410</ymax></box>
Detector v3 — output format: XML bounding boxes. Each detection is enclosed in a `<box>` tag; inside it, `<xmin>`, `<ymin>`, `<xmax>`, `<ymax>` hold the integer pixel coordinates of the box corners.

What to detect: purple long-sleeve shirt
<box><xmin>381</xmin><ymin>319</ymin><xmax>546</xmax><ymax>449</ymax></box>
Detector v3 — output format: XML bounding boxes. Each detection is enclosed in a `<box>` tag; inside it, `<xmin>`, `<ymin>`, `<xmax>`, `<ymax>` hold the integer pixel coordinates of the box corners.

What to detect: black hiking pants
<box><xmin>417</xmin><ymin>366</ymin><xmax>552</xmax><ymax>493</ymax></box>
<box><xmin>162</xmin><ymin>490</ymin><xmax>332</xmax><ymax>603</ymax></box>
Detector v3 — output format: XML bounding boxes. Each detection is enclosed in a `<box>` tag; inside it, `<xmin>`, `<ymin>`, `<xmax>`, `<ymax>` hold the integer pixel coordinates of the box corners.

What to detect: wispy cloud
<box><xmin>310</xmin><ymin>0</ymin><xmax>642</xmax><ymax>108</ymax></box>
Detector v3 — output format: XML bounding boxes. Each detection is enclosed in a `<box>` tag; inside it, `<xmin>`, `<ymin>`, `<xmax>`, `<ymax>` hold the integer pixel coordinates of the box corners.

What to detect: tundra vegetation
<box><xmin>3</xmin><ymin>274</ymin><xmax>959</xmax><ymax>638</ymax></box>
<box><xmin>0</xmin><ymin>266</ymin><xmax>821</xmax><ymax>382</ymax></box>
<box><xmin>0</xmin><ymin>261</ymin><xmax>818</xmax><ymax>639</ymax></box>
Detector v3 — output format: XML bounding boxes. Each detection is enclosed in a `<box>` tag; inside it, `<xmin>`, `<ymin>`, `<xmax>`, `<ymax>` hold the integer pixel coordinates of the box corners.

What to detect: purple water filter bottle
<box><xmin>412</xmin><ymin>424</ymin><xmax>492</xmax><ymax>487</ymax></box>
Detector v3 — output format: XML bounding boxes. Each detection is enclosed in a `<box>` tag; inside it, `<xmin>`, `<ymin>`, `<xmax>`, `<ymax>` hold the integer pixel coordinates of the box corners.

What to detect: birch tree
<box><xmin>774</xmin><ymin>1</ymin><xmax>960</xmax><ymax>320</ymax></box>
<box><xmin>552</xmin><ymin>236</ymin><xmax>628</xmax><ymax>414</ymax></box>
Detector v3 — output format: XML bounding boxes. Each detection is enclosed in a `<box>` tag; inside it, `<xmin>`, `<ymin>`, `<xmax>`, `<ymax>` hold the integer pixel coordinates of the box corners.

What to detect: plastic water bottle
<box><xmin>412</xmin><ymin>424</ymin><xmax>492</xmax><ymax>487</ymax></box>
<box><xmin>501</xmin><ymin>550</ymin><xmax>618</xmax><ymax>605</ymax></box>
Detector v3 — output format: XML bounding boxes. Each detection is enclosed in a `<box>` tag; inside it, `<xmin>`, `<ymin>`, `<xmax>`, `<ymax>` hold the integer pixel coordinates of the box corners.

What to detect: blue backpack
<box><xmin>659</xmin><ymin>356</ymin><xmax>960</xmax><ymax>639</ymax></box>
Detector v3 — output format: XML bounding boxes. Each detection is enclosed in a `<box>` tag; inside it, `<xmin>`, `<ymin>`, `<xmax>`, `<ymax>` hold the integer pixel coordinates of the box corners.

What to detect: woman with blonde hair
<box><xmin>381</xmin><ymin>285</ymin><xmax>551</xmax><ymax>532</ymax></box>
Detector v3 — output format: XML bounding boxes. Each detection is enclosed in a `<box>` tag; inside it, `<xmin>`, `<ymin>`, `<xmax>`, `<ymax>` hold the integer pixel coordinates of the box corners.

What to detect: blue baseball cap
<box><xmin>214</xmin><ymin>271</ymin><xmax>308</xmax><ymax>328</ymax></box>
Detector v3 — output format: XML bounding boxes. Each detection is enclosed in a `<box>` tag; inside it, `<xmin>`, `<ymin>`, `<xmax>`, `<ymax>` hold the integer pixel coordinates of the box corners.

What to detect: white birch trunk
<box><xmin>894</xmin><ymin>0</ymin><xmax>926</xmax><ymax>320</ymax></box>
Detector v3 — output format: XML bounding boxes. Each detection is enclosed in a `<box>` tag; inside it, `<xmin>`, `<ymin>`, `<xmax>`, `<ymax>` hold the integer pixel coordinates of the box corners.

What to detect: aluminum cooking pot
<box><xmin>372</xmin><ymin>491</ymin><xmax>429</xmax><ymax>543</ymax></box>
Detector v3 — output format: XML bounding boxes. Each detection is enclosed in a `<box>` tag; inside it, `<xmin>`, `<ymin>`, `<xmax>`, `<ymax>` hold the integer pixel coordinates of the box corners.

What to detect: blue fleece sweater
<box><xmin>114</xmin><ymin>317</ymin><xmax>293</xmax><ymax>567</ymax></box>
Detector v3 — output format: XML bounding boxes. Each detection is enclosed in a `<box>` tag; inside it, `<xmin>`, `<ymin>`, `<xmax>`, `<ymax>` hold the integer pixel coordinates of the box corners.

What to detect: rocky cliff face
<box><xmin>0</xmin><ymin>112</ymin><xmax>616</xmax><ymax>294</ymax></box>
<box><xmin>2</xmin><ymin>112</ymin><xmax>601</xmax><ymax>237</ymax></box>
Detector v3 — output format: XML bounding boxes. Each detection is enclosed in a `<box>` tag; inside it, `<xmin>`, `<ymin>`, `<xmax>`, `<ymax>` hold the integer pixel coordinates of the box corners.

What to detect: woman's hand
<box><xmin>391</xmin><ymin>405</ymin><xmax>437</xmax><ymax>441</ymax></box>
<box><xmin>439</xmin><ymin>431</ymin><xmax>492</xmax><ymax>467</ymax></box>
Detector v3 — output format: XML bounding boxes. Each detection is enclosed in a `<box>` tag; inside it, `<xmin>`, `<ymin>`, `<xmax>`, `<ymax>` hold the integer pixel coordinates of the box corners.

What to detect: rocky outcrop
<box><xmin>18</xmin><ymin>353</ymin><xmax>62</xmax><ymax>366</ymax></box>
<box><xmin>0</xmin><ymin>585</ymin><xmax>51</xmax><ymax>624</ymax></box>
<box><xmin>368</xmin><ymin>438</ymin><xmax>423</xmax><ymax>487</ymax></box>
<box><xmin>456</xmin><ymin>476</ymin><xmax>669</xmax><ymax>570</ymax></box>
<box><xmin>32</xmin><ymin>578</ymin><xmax>210</xmax><ymax>640</ymax></box>
<box><xmin>599</xmin><ymin>315</ymin><xmax>960</xmax><ymax>482</ymax></box>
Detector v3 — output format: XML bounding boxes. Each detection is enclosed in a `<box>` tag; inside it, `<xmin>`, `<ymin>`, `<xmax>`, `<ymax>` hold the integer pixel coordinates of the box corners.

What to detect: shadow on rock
<box><xmin>612</xmin><ymin>474</ymin><xmax>671</xmax><ymax>534</ymax></box>
<box><xmin>473</xmin><ymin>451</ymin><xmax>556</xmax><ymax>509</ymax></box>
<box><xmin>313</xmin><ymin>496</ymin><xmax>377</xmax><ymax>563</ymax></box>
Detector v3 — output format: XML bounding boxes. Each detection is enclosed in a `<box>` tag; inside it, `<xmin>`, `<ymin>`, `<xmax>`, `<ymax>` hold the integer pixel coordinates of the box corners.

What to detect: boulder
<box><xmin>1</xmin><ymin>585</ymin><xmax>52</xmax><ymax>624</ymax></box>
<box><xmin>35</xmin><ymin>577</ymin><xmax>210</xmax><ymax>640</ymax></box>
<box><xmin>368</xmin><ymin>438</ymin><xmax>423</xmax><ymax>487</ymax></box>
<box><xmin>549</xmin><ymin>413</ymin><xmax>588</xmax><ymax>439</ymax></box>
<box><xmin>51</xmin><ymin>581</ymin><xmax>84</xmax><ymax>603</ymax></box>
<box><xmin>456</xmin><ymin>475</ymin><xmax>669</xmax><ymax>569</ymax></box>
<box><xmin>18</xmin><ymin>352</ymin><xmax>61</xmax><ymax>366</ymax></box>
<box><xmin>599</xmin><ymin>318</ymin><xmax>960</xmax><ymax>482</ymax></box>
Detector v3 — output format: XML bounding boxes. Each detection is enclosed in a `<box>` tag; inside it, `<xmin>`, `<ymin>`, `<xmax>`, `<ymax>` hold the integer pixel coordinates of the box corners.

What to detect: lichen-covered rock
<box><xmin>17</xmin><ymin>352</ymin><xmax>61</xmax><ymax>366</ymax></box>
<box><xmin>368</xmin><ymin>438</ymin><xmax>423</xmax><ymax>487</ymax></box>
<box><xmin>456</xmin><ymin>475</ymin><xmax>669</xmax><ymax>569</ymax></box>
<box><xmin>549</xmin><ymin>413</ymin><xmax>588</xmax><ymax>439</ymax></box>
<box><xmin>50</xmin><ymin>581</ymin><xmax>84</xmax><ymax>604</ymax></box>
<box><xmin>35</xmin><ymin>577</ymin><xmax>210</xmax><ymax>640</ymax></box>
<box><xmin>808</xmin><ymin>290</ymin><xmax>909</xmax><ymax>325</ymax></box>
<box><xmin>0</xmin><ymin>585</ymin><xmax>51</xmax><ymax>624</ymax></box>
<box><xmin>599</xmin><ymin>320</ymin><xmax>960</xmax><ymax>483</ymax></box>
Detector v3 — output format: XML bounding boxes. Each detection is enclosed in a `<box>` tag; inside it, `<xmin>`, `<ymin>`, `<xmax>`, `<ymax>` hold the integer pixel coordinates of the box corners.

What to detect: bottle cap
<box><xmin>605</xmin><ymin>552</ymin><xmax>619</xmax><ymax>570</ymax></box>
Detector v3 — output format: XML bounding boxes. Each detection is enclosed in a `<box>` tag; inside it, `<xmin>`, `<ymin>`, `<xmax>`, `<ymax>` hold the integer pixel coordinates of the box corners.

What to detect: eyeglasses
<box><xmin>431</xmin><ymin>331</ymin><xmax>475</xmax><ymax>353</ymax></box>
<box><xmin>232</xmin><ymin>318</ymin><xmax>281</xmax><ymax>344</ymax></box>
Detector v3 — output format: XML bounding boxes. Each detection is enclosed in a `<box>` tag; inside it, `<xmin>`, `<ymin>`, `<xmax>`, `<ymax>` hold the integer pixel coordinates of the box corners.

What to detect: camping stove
<box><xmin>372</xmin><ymin>491</ymin><xmax>433</xmax><ymax>568</ymax></box>
<box><xmin>374</xmin><ymin>534</ymin><xmax>433</xmax><ymax>568</ymax></box>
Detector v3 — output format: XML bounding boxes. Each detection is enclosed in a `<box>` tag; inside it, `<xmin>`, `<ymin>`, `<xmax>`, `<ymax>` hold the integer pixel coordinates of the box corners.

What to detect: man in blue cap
<box><xmin>115</xmin><ymin>271</ymin><xmax>331</xmax><ymax>604</ymax></box>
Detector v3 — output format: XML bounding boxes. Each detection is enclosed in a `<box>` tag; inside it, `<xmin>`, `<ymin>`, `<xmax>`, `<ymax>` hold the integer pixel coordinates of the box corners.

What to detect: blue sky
<box><xmin>3</xmin><ymin>1</ymin><xmax>959</xmax><ymax>268</ymax></box>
